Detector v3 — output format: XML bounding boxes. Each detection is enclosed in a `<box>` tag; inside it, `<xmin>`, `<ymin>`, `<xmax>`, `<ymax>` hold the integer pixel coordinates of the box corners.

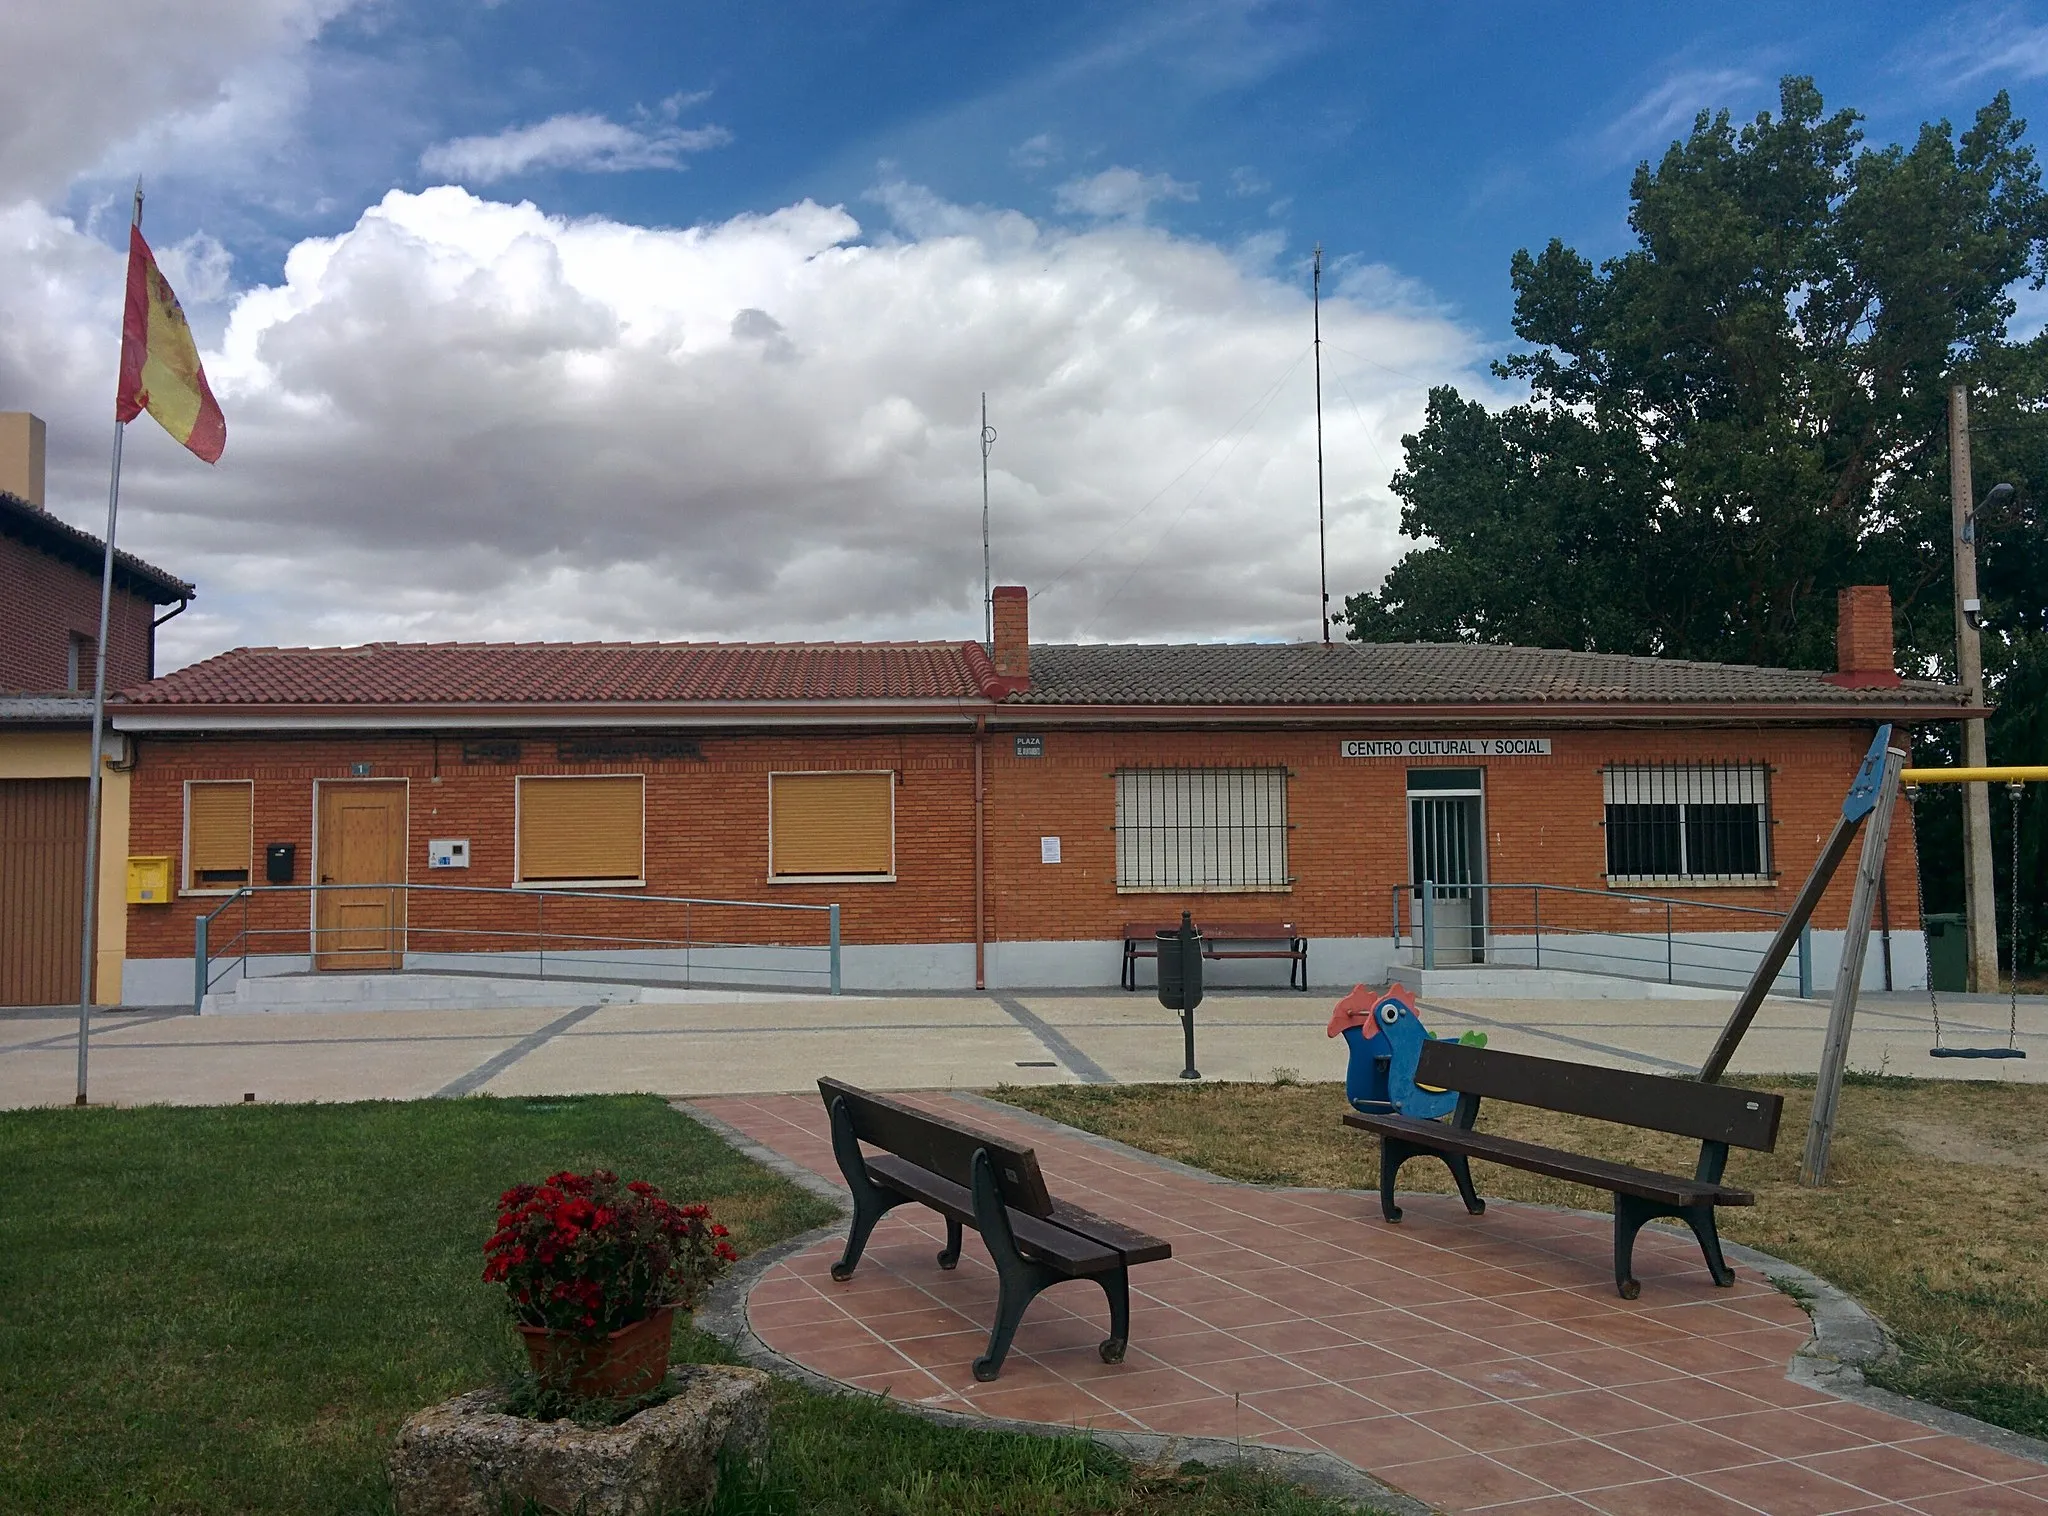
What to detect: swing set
<box><xmin>1900</xmin><ymin>764</ymin><xmax>2044</xmax><ymax>1061</ymax></box>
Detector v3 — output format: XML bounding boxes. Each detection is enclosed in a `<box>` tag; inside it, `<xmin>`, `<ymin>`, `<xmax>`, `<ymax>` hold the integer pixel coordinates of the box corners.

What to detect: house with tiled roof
<box><xmin>2</xmin><ymin>412</ymin><xmax>195</xmax><ymax>1007</ymax></box>
<box><xmin>107</xmin><ymin>581</ymin><xmax>1965</xmax><ymax>1004</ymax></box>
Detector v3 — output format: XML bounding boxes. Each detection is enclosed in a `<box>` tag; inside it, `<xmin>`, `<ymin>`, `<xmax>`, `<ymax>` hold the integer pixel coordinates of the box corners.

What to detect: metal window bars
<box><xmin>1113</xmin><ymin>767</ymin><xmax>1291</xmax><ymax>892</ymax></box>
<box><xmin>1602</xmin><ymin>762</ymin><xmax>1773</xmax><ymax>884</ymax></box>
<box><xmin>193</xmin><ymin>882</ymin><xmax>841</xmax><ymax>1013</ymax></box>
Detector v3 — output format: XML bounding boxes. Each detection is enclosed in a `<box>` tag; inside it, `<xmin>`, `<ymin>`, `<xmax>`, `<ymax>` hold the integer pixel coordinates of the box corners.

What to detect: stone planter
<box><xmin>390</xmin><ymin>1364</ymin><xmax>770</xmax><ymax>1516</ymax></box>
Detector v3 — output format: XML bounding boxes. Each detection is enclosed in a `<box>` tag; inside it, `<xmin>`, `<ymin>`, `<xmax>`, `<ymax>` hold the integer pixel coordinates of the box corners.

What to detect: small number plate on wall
<box><xmin>350</xmin><ymin>761</ymin><xmax>373</xmax><ymax>777</ymax></box>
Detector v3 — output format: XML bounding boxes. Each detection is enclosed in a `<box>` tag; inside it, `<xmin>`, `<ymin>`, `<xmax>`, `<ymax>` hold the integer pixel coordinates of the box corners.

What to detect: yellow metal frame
<box><xmin>1899</xmin><ymin>767</ymin><xmax>2048</xmax><ymax>783</ymax></box>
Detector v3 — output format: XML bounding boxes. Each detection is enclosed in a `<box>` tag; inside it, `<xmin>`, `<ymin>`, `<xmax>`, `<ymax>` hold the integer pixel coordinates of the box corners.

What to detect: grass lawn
<box><xmin>999</xmin><ymin>1074</ymin><xmax>2048</xmax><ymax>1441</ymax></box>
<box><xmin>0</xmin><ymin>1095</ymin><xmax>1357</xmax><ymax>1516</ymax></box>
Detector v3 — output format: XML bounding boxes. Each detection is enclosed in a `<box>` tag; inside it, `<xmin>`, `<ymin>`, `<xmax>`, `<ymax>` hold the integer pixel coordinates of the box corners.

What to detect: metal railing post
<box><xmin>828</xmin><ymin>904</ymin><xmax>842</xmax><ymax>994</ymax></box>
<box><xmin>1798</xmin><ymin>923</ymin><xmax>1813</xmax><ymax>999</ymax></box>
<box><xmin>1420</xmin><ymin>882</ymin><xmax>1436</xmax><ymax>971</ymax></box>
<box><xmin>538</xmin><ymin>891</ymin><xmax>546</xmax><ymax>981</ymax></box>
<box><xmin>1532</xmin><ymin>886</ymin><xmax>1541</xmax><ymax>969</ymax></box>
<box><xmin>1667</xmin><ymin>901</ymin><xmax>1675</xmax><ymax>984</ymax></box>
<box><xmin>194</xmin><ymin>911</ymin><xmax>209</xmax><ymax>1014</ymax></box>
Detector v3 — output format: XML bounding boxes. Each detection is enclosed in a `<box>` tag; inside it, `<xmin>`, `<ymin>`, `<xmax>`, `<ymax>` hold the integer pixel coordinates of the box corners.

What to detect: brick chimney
<box><xmin>1827</xmin><ymin>584</ymin><xmax>1901</xmax><ymax>688</ymax></box>
<box><xmin>0</xmin><ymin>412</ymin><xmax>46</xmax><ymax>507</ymax></box>
<box><xmin>992</xmin><ymin>585</ymin><xmax>1030</xmax><ymax>682</ymax></box>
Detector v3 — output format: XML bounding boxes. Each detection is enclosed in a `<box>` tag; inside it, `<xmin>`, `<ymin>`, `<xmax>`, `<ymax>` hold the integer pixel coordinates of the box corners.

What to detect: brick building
<box><xmin>1</xmin><ymin>412</ymin><xmax>195</xmax><ymax>1005</ymax></box>
<box><xmin>107</xmin><ymin>583</ymin><xmax>1964</xmax><ymax>1004</ymax></box>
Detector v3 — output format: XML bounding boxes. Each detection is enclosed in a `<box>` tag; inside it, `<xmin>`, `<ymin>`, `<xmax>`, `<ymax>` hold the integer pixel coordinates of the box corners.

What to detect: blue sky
<box><xmin>8</xmin><ymin>1</ymin><xmax>2048</xmax><ymax>663</ymax></box>
<box><xmin>77</xmin><ymin>2</ymin><xmax>2048</xmax><ymax>331</ymax></box>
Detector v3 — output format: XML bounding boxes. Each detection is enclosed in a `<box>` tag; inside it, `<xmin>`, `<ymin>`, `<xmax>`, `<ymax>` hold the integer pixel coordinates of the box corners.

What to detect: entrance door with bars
<box><xmin>1408</xmin><ymin>768</ymin><xmax>1485</xmax><ymax>963</ymax></box>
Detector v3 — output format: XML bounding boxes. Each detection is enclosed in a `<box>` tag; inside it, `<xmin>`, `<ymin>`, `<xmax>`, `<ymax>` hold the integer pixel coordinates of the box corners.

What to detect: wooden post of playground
<box><xmin>1801</xmin><ymin>746</ymin><xmax>1905</xmax><ymax>1187</ymax></box>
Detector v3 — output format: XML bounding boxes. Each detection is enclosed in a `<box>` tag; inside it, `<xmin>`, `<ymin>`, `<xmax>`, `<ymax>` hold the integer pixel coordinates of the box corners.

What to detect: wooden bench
<box><xmin>818</xmin><ymin>1077</ymin><xmax>1172</xmax><ymax>1380</ymax></box>
<box><xmin>1120</xmin><ymin>919</ymin><xmax>1308</xmax><ymax>991</ymax></box>
<box><xmin>1341</xmin><ymin>1042</ymin><xmax>1782</xmax><ymax>1298</ymax></box>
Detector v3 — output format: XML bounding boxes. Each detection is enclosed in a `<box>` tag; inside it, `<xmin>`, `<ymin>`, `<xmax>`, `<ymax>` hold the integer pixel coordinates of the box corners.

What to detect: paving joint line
<box><xmin>988</xmin><ymin>993</ymin><xmax>1116</xmax><ymax>1084</ymax></box>
<box><xmin>0</xmin><ymin>1010</ymin><xmax>192</xmax><ymax>1058</ymax></box>
<box><xmin>696</xmin><ymin>1222</ymin><xmax>1432</xmax><ymax>1516</ymax></box>
<box><xmin>431</xmin><ymin>1003</ymin><xmax>603</xmax><ymax>1098</ymax></box>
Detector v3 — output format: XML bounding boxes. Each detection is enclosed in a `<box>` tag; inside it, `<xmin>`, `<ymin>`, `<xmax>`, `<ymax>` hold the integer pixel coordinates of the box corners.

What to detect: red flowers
<box><xmin>482</xmin><ymin>1169</ymin><xmax>737</xmax><ymax>1338</ymax></box>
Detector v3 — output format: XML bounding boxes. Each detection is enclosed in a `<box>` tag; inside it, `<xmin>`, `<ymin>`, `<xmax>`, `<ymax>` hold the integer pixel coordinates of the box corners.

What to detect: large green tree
<box><xmin>1345</xmin><ymin>77</ymin><xmax>2048</xmax><ymax>961</ymax></box>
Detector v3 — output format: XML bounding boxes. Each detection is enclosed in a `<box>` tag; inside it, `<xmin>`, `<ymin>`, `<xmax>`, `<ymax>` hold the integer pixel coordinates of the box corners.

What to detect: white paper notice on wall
<box><xmin>428</xmin><ymin>838</ymin><xmax>469</xmax><ymax>869</ymax></box>
<box><xmin>1040</xmin><ymin>836</ymin><xmax>1062</xmax><ymax>864</ymax></box>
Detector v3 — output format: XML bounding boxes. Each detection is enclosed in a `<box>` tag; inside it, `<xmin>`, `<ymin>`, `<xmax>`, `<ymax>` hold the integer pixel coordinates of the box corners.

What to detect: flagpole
<box><xmin>76</xmin><ymin>183</ymin><xmax>140</xmax><ymax>1106</ymax></box>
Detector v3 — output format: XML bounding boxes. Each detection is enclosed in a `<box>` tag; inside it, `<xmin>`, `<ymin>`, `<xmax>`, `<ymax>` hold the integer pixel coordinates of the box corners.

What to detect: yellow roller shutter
<box><xmin>771</xmin><ymin>772</ymin><xmax>893</xmax><ymax>877</ymax></box>
<box><xmin>186</xmin><ymin>781</ymin><xmax>252</xmax><ymax>888</ymax></box>
<box><xmin>519</xmin><ymin>776</ymin><xmax>644</xmax><ymax>882</ymax></box>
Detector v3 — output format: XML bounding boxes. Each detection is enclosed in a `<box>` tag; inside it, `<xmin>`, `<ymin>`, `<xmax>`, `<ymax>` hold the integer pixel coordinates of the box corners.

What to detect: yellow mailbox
<box><xmin>127</xmin><ymin>856</ymin><xmax>173</xmax><ymax>905</ymax></box>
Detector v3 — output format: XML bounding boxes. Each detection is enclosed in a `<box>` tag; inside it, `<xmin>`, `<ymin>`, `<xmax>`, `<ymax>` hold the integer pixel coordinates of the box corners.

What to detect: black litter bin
<box><xmin>1924</xmin><ymin>912</ymin><xmax>1967</xmax><ymax>993</ymax></box>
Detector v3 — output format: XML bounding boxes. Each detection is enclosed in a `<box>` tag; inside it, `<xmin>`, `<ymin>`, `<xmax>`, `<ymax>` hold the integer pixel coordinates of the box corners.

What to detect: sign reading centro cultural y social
<box><xmin>1340</xmin><ymin>737</ymin><xmax>1552</xmax><ymax>758</ymax></box>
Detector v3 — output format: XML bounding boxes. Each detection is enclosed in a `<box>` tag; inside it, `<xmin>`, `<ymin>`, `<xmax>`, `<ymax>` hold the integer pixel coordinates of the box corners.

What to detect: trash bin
<box><xmin>1924</xmin><ymin>912</ymin><xmax>1967</xmax><ymax>993</ymax></box>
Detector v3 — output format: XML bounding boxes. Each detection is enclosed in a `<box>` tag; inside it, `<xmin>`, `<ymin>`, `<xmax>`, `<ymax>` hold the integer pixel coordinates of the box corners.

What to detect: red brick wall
<box><xmin>121</xmin><ymin>720</ymin><xmax>1920</xmax><ymax>961</ymax></box>
<box><xmin>0</xmin><ymin>533</ymin><xmax>157</xmax><ymax>693</ymax></box>
<box><xmin>981</xmin><ymin>724</ymin><xmax>1919</xmax><ymax>942</ymax></box>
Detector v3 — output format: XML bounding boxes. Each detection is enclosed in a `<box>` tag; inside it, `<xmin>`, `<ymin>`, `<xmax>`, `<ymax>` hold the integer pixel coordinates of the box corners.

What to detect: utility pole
<box><xmin>1313</xmin><ymin>246</ymin><xmax>1329</xmax><ymax>644</ymax></box>
<box><xmin>1949</xmin><ymin>383</ymin><xmax>2000</xmax><ymax>993</ymax></box>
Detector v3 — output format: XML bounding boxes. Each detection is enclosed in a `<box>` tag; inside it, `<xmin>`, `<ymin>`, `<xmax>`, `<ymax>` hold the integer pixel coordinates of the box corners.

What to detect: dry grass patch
<box><xmin>997</xmin><ymin>1075</ymin><xmax>2048</xmax><ymax>1439</ymax></box>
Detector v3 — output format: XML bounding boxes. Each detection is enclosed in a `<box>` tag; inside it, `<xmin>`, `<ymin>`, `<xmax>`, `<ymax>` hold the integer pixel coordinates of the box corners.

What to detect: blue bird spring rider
<box><xmin>1327</xmin><ymin>982</ymin><xmax>1485</xmax><ymax>1120</ymax></box>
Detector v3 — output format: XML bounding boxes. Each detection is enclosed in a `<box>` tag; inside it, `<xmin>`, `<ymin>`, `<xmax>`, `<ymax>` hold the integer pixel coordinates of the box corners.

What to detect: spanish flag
<box><xmin>116</xmin><ymin>225</ymin><xmax>225</xmax><ymax>463</ymax></box>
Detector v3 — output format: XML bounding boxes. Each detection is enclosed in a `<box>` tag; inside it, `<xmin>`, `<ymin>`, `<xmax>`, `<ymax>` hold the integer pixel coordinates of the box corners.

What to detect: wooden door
<box><xmin>0</xmin><ymin>779</ymin><xmax>88</xmax><ymax>1006</ymax></box>
<box><xmin>315</xmin><ymin>782</ymin><xmax>407</xmax><ymax>970</ymax></box>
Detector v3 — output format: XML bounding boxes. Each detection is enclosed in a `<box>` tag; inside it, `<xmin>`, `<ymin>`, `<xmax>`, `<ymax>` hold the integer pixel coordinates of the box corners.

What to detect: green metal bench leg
<box><xmin>937</xmin><ymin>1217</ymin><xmax>963</xmax><ymax>1271</ymax></box>
<box><xmin>826</xmin><ymin>1094</ymin><xmax>912</xmax><ymax>1282</ymax></box>
<box><xmin>968</xmin><ymin>1146</ymin><xmax>1067</xmax><ymax>1381</ymax></box>
<box><xmin>1378</xmin><ymin>1138</ymin><xmax>1487</xmax><ymax>1223</ymax></box>
<box><xmin>1097</xmin><ymin>1267</ymin><xmax>1131</xmax><ymax>1364</ymax></box>
<box><xmin>1614</xmin><ymin>1194</ymin><xmax>1733</xmax><ymax>1298</ymax></box>
<box><xmin>1612</xmin><ymin>1194</ymin><xmax>1652</xmax><ymax>1299</ymax></box>
<box><xmin>1679</xmin><ymin>1204</ymin><xmax>1735</xmax><ymax>1288</ymax></box>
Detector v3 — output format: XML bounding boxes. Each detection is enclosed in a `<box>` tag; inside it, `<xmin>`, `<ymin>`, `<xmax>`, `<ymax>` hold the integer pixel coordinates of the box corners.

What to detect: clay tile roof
<box><xmin>1</xmin><ymin>490</ymin><xmax>193</xmax><ymax>604</ymax></box>
<box><xmin>121</xmin><ymin>641</ymin><xmax>988</xmax><ymax>705</ymax></box>
<box><xmin>1004</xmin><ymin>642</ymin><xmax>1965</xmax><ymax>708</ymax></box>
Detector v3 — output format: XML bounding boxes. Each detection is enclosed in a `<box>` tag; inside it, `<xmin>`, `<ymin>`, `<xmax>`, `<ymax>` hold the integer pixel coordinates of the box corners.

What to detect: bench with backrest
<box><xmin>1341</xmin><ymin>1042</ymin><xmax>1783</xmax><ymax>1298</ymax></box>
<box><xmin>817</xmin><ymin>1077</ymin><xmax>1171</xmax><ymax>1380</ymax></box>
<box><xmin>1120</xmin><ymin>919</ymin><xmax>1308</xmax><ymax>991</ymax></box>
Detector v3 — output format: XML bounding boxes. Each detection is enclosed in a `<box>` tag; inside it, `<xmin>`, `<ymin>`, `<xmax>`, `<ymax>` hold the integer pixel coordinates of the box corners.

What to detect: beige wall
<box><xmin>0</xmin><ymin>730</ymin><xmax>130</xmax><ymax>1002</ymax></box>
<box><xmin>0</xmin><ymin>412</ymin><xmax>47</xmax><ymax>505</ymax></box>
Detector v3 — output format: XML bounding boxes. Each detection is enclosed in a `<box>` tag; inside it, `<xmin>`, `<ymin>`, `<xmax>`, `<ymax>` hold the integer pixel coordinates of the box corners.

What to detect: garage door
<box><xmin>0</xmin><ymin>779</ymin><xmax>88</xmax><ymax>1006</ymax></box>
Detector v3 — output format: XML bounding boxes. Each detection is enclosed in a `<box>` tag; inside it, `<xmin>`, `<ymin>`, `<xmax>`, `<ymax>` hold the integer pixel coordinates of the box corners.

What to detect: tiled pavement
<box><xmin>697</xmin><ymin>1091</ymin><xmax>2048</xmax><ymax>1516</ymax></box>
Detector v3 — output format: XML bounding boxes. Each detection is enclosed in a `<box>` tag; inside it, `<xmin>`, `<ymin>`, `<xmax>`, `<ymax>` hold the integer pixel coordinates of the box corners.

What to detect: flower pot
<box><xmin>518</xmin><ymin>1305</ymin><xmax>676</xmax><ymax>1399</ymax></box>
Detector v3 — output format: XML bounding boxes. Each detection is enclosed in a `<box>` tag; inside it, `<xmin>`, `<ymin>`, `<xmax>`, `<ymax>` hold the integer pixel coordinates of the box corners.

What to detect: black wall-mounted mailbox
<box><xmin>265</xmin><ymin>843</ymin><xmax>296</xmax><ymax>884</ymax></box>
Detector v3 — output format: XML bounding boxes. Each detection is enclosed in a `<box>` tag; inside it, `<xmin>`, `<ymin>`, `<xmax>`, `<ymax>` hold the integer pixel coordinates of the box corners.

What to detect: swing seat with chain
<box><xmin>1910</xmin><ymin>780</ymin><xmax>2028</xmax><ymax>1060</ymax></box>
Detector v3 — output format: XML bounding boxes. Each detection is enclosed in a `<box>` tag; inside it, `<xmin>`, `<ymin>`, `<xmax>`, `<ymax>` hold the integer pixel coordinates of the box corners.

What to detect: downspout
<box><xmin>974</xmin><ymin>715</ymin><xmax>987</xmax><ymax>990</ymax></box>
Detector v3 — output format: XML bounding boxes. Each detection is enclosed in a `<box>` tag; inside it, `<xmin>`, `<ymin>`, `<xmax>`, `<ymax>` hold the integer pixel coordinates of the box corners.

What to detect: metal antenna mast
<box><xmin>1313</xmin><ymin>245</ymin><xmax>1329</xmax><ymax>644</ymax></box>
<box><xmin>980</xmin><ymin>393</ymin><xmax>997</xmax><ymax>644</ymax></box>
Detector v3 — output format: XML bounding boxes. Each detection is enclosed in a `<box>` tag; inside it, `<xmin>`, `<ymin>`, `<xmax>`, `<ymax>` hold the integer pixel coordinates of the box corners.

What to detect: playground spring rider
<box><xmin>1908</xmin><ymin>778</ymin><xmax>2027</xmax><ymax>1060</ymax></box>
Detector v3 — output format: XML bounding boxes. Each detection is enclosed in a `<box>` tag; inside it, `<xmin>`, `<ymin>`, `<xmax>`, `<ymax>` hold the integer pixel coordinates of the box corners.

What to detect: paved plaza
<box><xmin>2</xmin><ymin>983</ymin><xmax>2044</xmax><ymax>1109</ymax></box>
<box><xmin>707</xmin><ymin>1089</ymin><xmax>2048</xmax><ymax>1515</ymax></box>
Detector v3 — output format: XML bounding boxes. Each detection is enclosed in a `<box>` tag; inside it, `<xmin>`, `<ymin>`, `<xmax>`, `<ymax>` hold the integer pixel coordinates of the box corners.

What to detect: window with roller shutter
<box><xmin>768</xmin><ymin>772</ymin><xmax>894</xmax><ymax>880</ymax></box>
<box><xmin>516</xmin><ymin>775</ymin><xmax>645</xmax><ymax>884</ymax></box>
<box><xmin>184</xmin><ymin>780</ymin><xmax>253</xmax><ymax>892</ymax></box>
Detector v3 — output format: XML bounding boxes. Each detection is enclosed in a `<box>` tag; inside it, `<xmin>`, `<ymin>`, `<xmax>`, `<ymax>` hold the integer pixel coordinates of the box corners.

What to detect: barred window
<box><xmin>1603</xmin><ymin>764</ymin><xmax>1771</xmax><ymax>883</ymax></box>
<box><xmin>1114</xmin><ymin>768</ymin><xmax>1290</xmax><ymax>892</ymax></box>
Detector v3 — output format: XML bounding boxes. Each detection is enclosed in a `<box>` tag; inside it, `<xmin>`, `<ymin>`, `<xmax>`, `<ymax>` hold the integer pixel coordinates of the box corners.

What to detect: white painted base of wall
<box><xmin>1387</xmin><ymin>963</ymin><xmax>1735</xmax><ymax>1000</ymax></box>
<box><xmin>128</xmin><ymin>926</ymin><xmax>1931</xmax><ymax>1005</ymax></box>
<box><xmin>201</xmin><ymin>972</ymin><xmax>847</xmax><ymax>1014</ymax></box>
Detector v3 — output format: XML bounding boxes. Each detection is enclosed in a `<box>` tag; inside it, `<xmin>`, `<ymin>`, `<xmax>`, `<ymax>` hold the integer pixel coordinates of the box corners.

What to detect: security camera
<box><xmin>1965</xmin><ymin>597</ymin><xmax>1986</xmax><ymax>629</ymax></box>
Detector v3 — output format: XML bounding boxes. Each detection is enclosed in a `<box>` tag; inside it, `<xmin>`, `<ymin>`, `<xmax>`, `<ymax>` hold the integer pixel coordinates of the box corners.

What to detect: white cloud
<box><xmin>1910</xmin><ymin>3</ymin><xmax>2048</xmax><ymax>86</ymax></box>
<box><xmin>1586</xmin><ymin>67</ymin><xmax>1764</xmax><ymax>165</ymax></box>
<box><xmin>1011</xmin><ymin>133</ymin><xmax>1058</xmax><ymax>171</ymax></box>
<box><xmin>1228</xmin><ymin>166</ymin><xmax>1270</xmax><ymax>198</ymax></box>
<box><xmin>419</xmin><ymin>113</ymin><xmax>732</xmax><ymax>183</ymax></box>
<box><xmin>1053</xmin><ymin>166</ymin><xmax>1198</xmax><ymax>221</ymax></box>
<box><xmin>0</xmin><ymin>0</ymin><xmax>356</xmax><ymax>203</ymax></box>
<box><xmin>1</xmin><ymin>184</ymin><xmax>1486</xmax><ymax>664</ymax></box>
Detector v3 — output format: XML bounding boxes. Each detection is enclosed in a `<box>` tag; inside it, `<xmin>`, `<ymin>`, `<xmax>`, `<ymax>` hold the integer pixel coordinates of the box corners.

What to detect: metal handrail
<box><xmin>1389</xmin><ymin>880</ymin><xmax>1811</xmax><ymax>997</ymax></box>
<box><xmin>195</xmin><ymin>882</ymin><xmax>841</xmax><ymax>1012</ymax></box>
